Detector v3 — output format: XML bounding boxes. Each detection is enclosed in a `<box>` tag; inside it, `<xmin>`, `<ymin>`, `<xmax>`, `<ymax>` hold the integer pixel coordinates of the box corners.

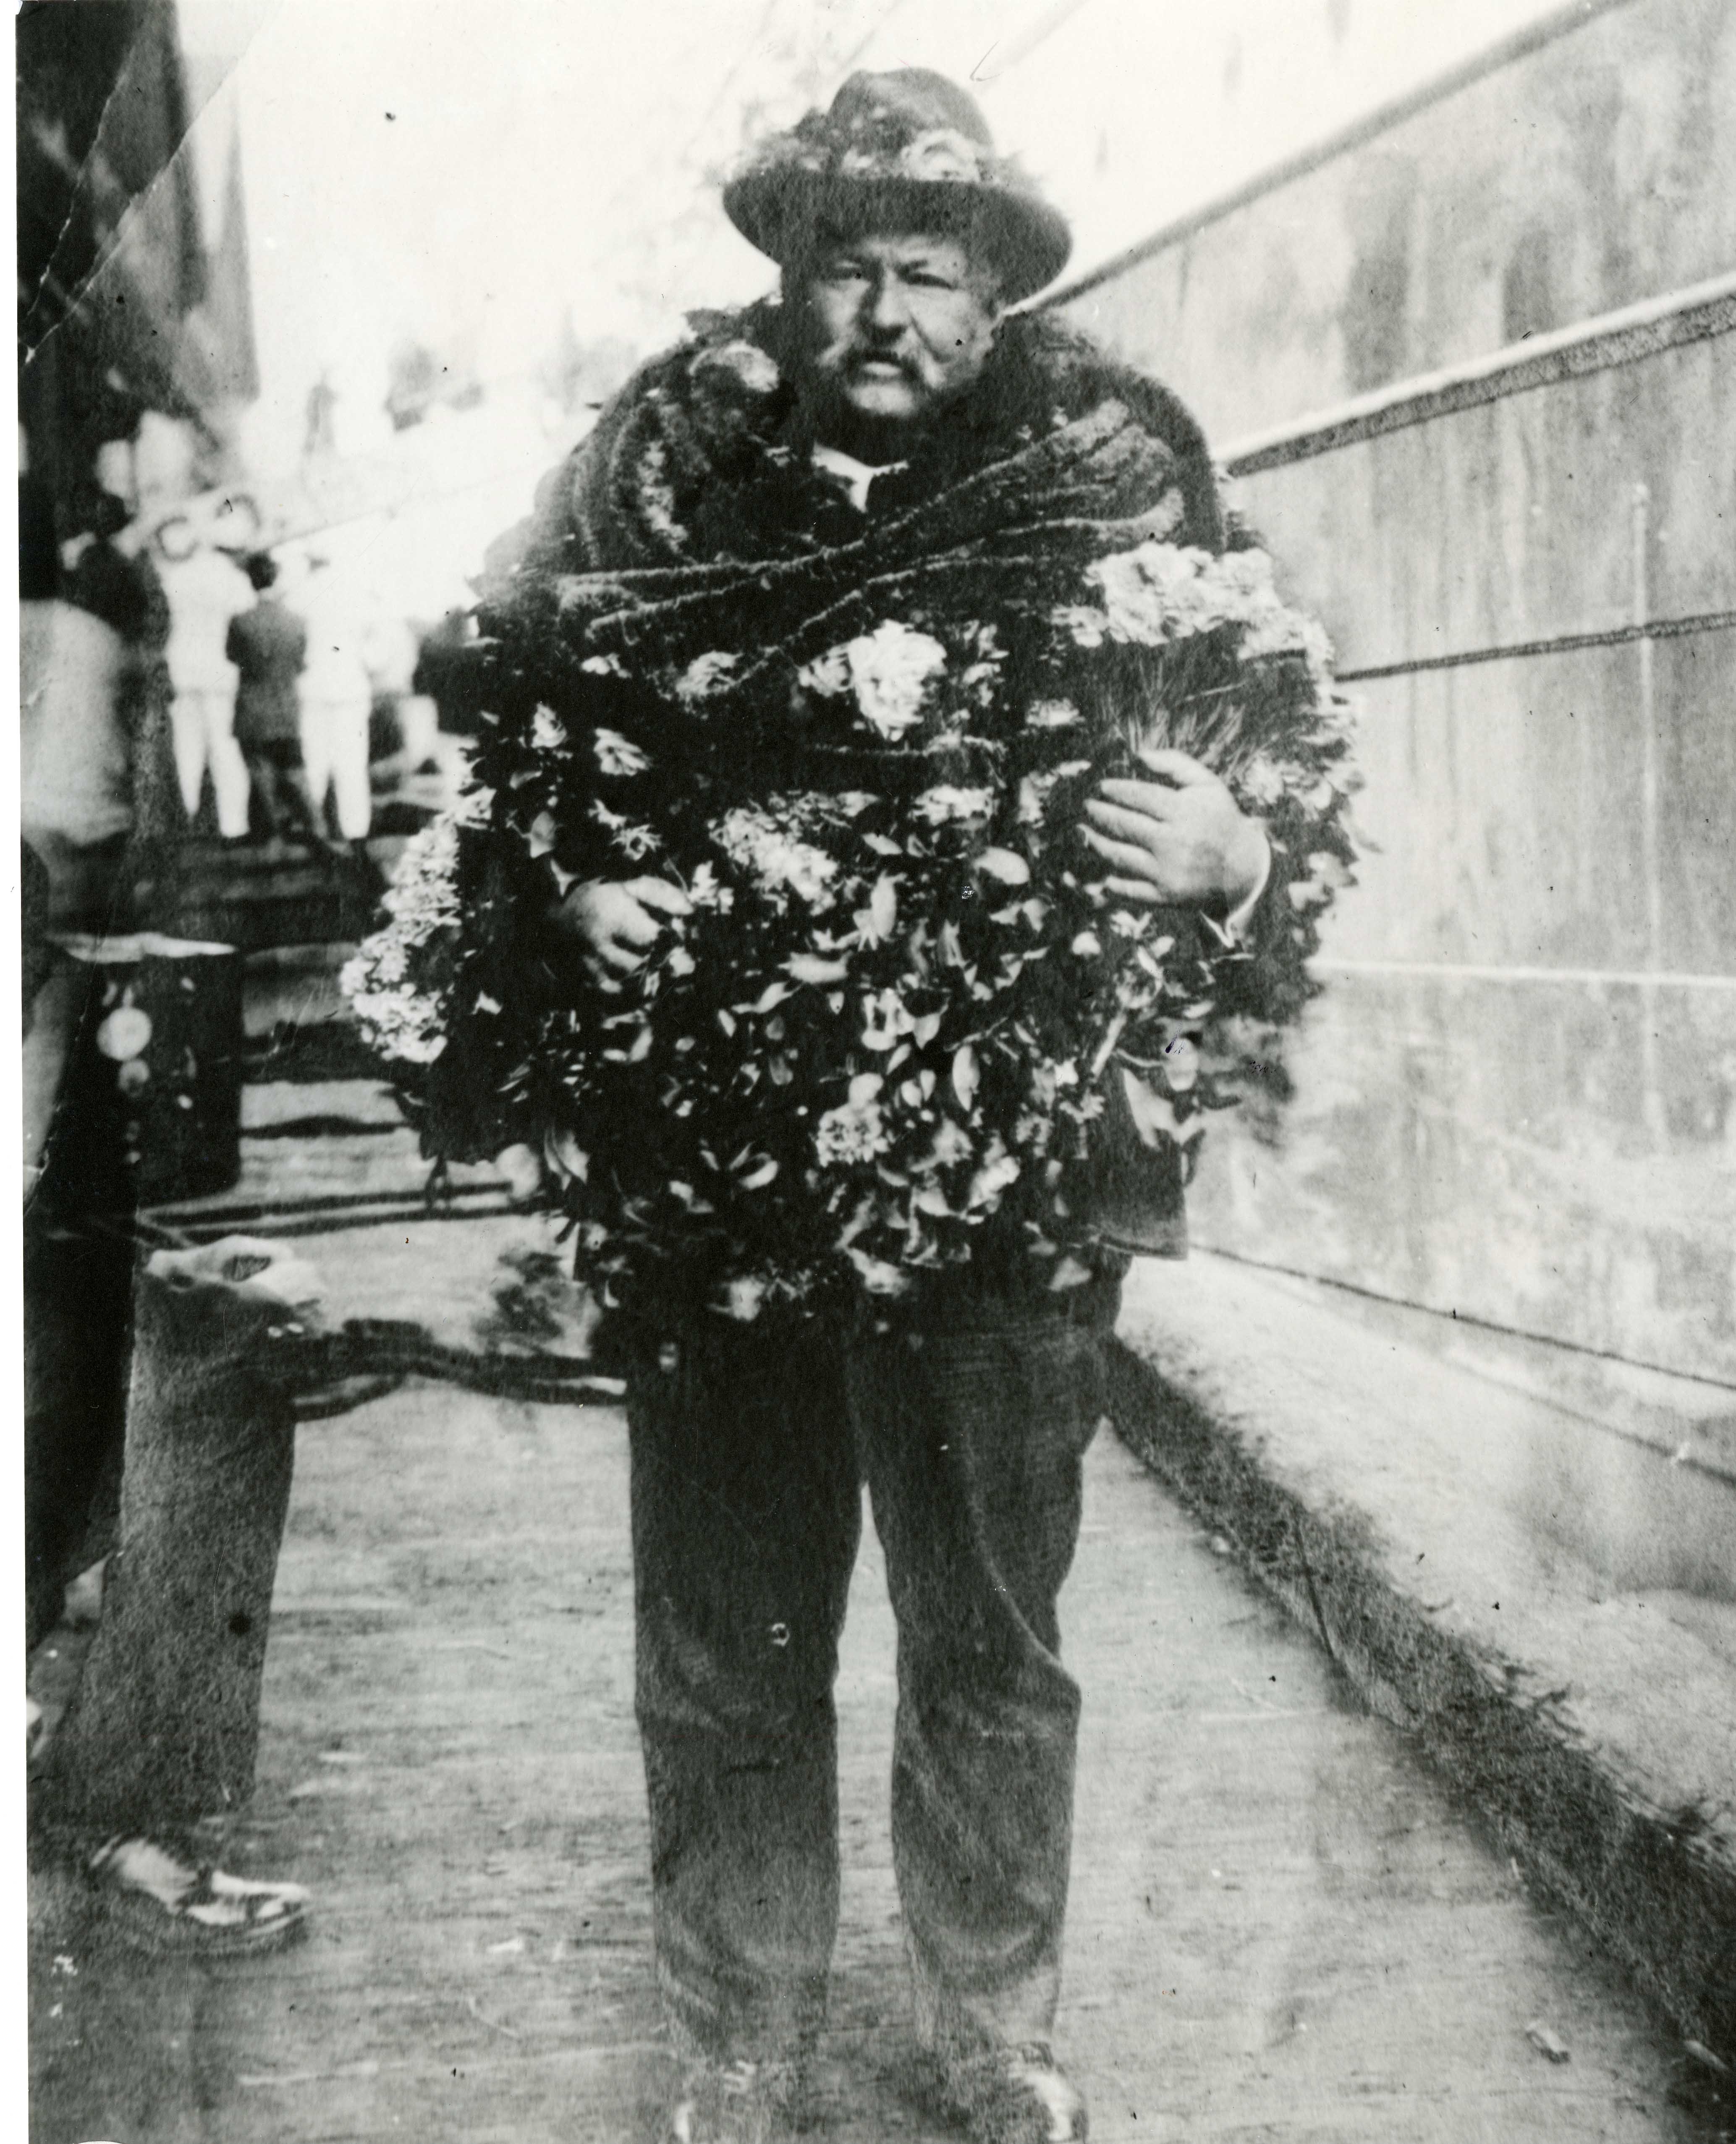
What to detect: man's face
<box><xmin>791</xmin><ymin>227</ymin><xmax>1003</xmax><ymax>443</ymax></box>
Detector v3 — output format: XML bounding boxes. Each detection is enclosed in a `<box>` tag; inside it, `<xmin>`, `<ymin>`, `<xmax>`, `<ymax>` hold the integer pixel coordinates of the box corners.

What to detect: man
<box><xmin>65</xmin><ymin>490</ymin><xmax>156</xmax><ymax>649</ymax></box>
<box><xmin>296</xmin><ymin>553</ymin><xmax>374</xmax><ymax>843</ymax></box>
<box><xmin>20</xmin><ymin>478</ymin><xmax>136</xmax><ymax>939</ymax></box>
<box><xmin>156</xmin><ymin>514</ymin><xmax>253</xmax><ymax>839</ymax></box>
<box><xmin>225</xmin><ymin>549</ymin><xmax>312</xmax><ymax>841</ymax></box>
<box><xmin>498</xmin><ymin>71</ymin><xmax>1274</xmax><ymax>2144</ymax></box>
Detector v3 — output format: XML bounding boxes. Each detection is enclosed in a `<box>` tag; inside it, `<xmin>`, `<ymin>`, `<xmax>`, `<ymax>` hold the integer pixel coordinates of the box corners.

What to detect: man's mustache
<box><xmin>842</xmin><ymin>345</ymin><xmax>920</xmax><ymax>378</ymax></box>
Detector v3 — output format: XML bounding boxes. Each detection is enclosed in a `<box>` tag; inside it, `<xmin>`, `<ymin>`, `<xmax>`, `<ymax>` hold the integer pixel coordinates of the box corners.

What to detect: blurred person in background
<box><xmin>362</xmin><ymin>610</ymin><xmax>443</xmax><ymax>791</ymax></box>
<box><xmin>296</xmin><ymin>553</ymin><xmax>374</xmax><ymax>842</ymax></box>
<box><xmin>411</xmin><ymin>605</ymin><xmax>489</xmax><ymax>739</ymax></box>
<box><xmin>21</xmin><ymin>474</ymin><xmax>138</xmax><ymax>939</ymax></box>
<box><xmin>66</xmin><ymin>489</ymin><xmax>161</xmax><ymax>651</ymax></box>
<box><xmin>226</xmin><ymin>549</ymin><xmax>312</xmax><ymax>842</ymax></box>
<box><xmin>24</xmin><ymin>488</ymin><xmax>315</xmax><ymax>1954</ymax></box>
<box><xmin>21</xmin><ymin>472</ymin><xmax>136</xmax><ymax>1657</ymax></box>
<box><xmin>157</xmin><ymin>515</ymin><xmax>253</xmax><ymax>840</ymax></box>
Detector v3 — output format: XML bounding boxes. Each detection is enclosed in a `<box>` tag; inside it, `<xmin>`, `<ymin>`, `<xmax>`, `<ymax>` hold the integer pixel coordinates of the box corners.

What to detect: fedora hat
<box><xmin>723</xmin><ymin>69</ymin><xmax>1071</xmax><ymax>304</ymax></box>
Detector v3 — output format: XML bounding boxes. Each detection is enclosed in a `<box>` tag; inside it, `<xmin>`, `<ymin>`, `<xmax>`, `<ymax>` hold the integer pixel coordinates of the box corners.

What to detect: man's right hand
<box><xmin>548</xmin><ymin>877</ymin><xmax>691</xmax><ymax>991</ymax></box>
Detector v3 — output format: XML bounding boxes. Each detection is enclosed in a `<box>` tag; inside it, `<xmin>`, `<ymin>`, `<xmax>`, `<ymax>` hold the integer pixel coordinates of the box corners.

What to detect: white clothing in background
<box><xmin>298</xmin><ymin>577</ymin><xmax>373</xmax><ymax>840</ymax></box>
<box><xmin>159</xmin><ymin>547</ymin><xmax>249</xmax><ymax>695</ymax></box>
<box><xmin>20</xmin><ymin>598</ymin><xmax>133</xmax><ymax>929</ymax></box>
<box><xmin>173</xmin><ymin>688</ymin><xmax>252</xmax><ymax>838</ymax></box>
<box><xmin>20</xmin><ymin>599</ymin><xmax>131</xmax><ymax>850</ymax></box>
<box><xmin>299</xmin><ymin>696</ymin><xmax>372</xmax><ymax>840</ymax></box>
<box><xmin>159</xmin><ymin>547</ymin><xmax>252</xmax><ymax>833</ymax></box>
<box><xmin>394</xmin><ymin>692</ymin><xmax>441</xmax><ymax>770</ymax></box>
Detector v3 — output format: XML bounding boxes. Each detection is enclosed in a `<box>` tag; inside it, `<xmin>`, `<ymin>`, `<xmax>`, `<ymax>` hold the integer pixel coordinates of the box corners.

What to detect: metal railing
<box><xmin>1217</xmin><ymin>269</ymin><xmax>1736</xmax><ymax>479</ymax></box>
<box><xmin>1206</xmin><ymin>271</ymin><xmax>1736</xmax><ymax>689</ymax></box>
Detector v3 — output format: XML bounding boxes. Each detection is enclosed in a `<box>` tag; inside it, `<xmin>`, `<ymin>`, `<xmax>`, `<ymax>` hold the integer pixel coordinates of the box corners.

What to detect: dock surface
<box><xmin>26</xmin><ymin>1164</ymin><xmax>1726</xmax><ymax>2142</ymax></box>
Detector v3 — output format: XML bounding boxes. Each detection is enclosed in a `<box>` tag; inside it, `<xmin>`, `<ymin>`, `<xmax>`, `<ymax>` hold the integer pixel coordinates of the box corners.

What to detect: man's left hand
<box><xmin>1081</xmin><ymin>748</ymin><xmax>1269</xmax><ymax>912</ymax></box>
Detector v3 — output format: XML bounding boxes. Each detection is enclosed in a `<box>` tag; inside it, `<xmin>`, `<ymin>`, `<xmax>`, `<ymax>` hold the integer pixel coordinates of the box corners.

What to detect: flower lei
<box><xmin>346</xmin><ymin>537</ymin><xmax>1356</xmax><ymax>1322</ymax></box>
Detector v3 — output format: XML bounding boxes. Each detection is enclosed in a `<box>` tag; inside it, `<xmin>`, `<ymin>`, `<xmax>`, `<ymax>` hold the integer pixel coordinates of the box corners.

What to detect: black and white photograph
<box><xmin>15</xmin><ymin>2</ymin><xmax>1736</xmax><ymax>2138</ymax></box>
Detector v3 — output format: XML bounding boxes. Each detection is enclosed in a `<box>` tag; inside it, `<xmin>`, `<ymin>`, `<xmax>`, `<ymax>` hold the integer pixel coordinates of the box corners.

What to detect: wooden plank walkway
<box><xmin>28</xmin><ymin>1207</ymin><xmax>1721</xmax><ymax>2142</ymax></box>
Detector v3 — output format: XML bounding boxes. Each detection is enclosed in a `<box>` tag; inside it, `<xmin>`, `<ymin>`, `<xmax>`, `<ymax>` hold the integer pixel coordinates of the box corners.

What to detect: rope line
<box><xmin>1335</xmin><ymin>606</ymin><xmax>1736</xmax><ymax>685</ymax></box>
<box><xmin>1312</xmin><ymin>958</ymin><xmax>1736</xmax><ymax>992</ymax></box>
<box><xmin>280</xmin><ymin>1319</ymin><xmax>623</xmax><ymax>1414</ymax></box>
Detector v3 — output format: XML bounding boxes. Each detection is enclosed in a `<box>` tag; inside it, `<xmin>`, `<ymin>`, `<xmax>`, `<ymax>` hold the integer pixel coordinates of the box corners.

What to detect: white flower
<box><xmin>964</xmin><ymin>1140</ymin><xmax>1021</xmax><ymax>1211</ymax></box>
<box><xmin>815</xmin><ymin>1091</ymin><xmax>891</xmax><ymax>1165</ymax></box>
<box><xmin>1240</xmin><ymin>755</ymin><xmax>1288</xmax><ymax>808</ymax></box>
<box><xmin>594</xmin><ymin>728</ymin><xmax>649</xmax><ymax>777</ymax></box>
<box><xmin>1052</xmin><ymin>606</ymin><xmax>1106</xmax><ymax>649</ymax></box>
<box><xmin>844</xmin><ymin>620</ymin><xmax>946</xmax><ymax>740</ymax></box>
<box><xmin>861</xmin><ymin>987</ymin><xmax>927</xmax><ymax>1051</ymax></box>
<box><xmin>1243</xmin><ymin>604</ymin><xmax>1334</xmax><ymax>681</ymax></box>
<box><xmin>341</xmin><ymin>851</ymin><xmax>453</xmax><ymax>1063</ymax></box>
<box><xmin>853</xmin><ymin>875</ymin><xmax>899</xmax><ymax>945</ymax></box>
<box><xmin>713</xmin><ymin>804</ymin><xmax>838</xmax><ymax>911</ymax></box>
<box><xmin>1099</xmin><ymin>544</ymin><xmax>1215</xmax><ymax>643</ymax></box>
<box><xmin>898</xmin><ymin>127</ymin><xmax>986</xmax><ymax>182</ymax></box>
<box><xmin>531</xmin><ymin>704</ymin><xmax>568</xmax><ymax>751</ymax></box>
<box><xmin>685</xmin><ymin>860</ymin><xmax>734</xmax><ymax>912</ymax></box>
<box><xmin>911</xmin><ymin>784</ymin><xmax>993</xmax><ymax>826</ymax></box>
<box><xmin>340</xmin><ymin>968</ymin><xmax>449</xmax><ymax>1065</ymax></box>
<box><xmin>675</xmin><ymin>651</ymin><xmax>738</xmax><ymax>705</ymax></box>
<box><xmin>927</xmin><ymin>1118</ymin><xmax>974</xmax><ymax>1168</ymax></box>
<box><xmin>377</xmin><ymin>813</ymin><xmax>464</xmax><ymax>933</ymax></box>
<box><xmin>799</xmin><ymin>647</ymin><xmax>851</xmax><ymax>698</ymax></box>
<box><xmin>612</xmin><ymin>821</ymin><xmax>661</xmax><ymax>861</ymax></box>
<box><xmin>1060</xmin><ymin>542</ymin><xmax>1243</xmax><ymax>648</ymax></box>
<box><xmin>1060</xmin><ymin>541</ymin><xmax>1335</xmax><ymax>680</ymax></box>
<box><xmin>715</xmin><ymin>1274</ymin><xmax>769</xmax><ymax>1321</ymax></box>
<box><xmin>340</xmin><ymin>812</ymin><xmax>468</xmax><ymax>1059</ymax></box>
<box><xmin>847</xmin><ymin>1249</ymin><xmax>911</xmax><ymax>1296</ymax></box>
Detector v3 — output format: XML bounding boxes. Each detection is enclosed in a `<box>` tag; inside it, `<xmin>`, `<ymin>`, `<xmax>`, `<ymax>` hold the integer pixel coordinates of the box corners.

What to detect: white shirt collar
<box><xmin>810</xmin><ymin>442</ymin><xmax>907</xmax><ymax>514</ymax></box>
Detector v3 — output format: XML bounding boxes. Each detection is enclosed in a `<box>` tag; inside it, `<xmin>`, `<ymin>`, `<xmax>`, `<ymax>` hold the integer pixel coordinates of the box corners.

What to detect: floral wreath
<box><xmin>346</xmin><ymin>535</ymin><xmax>1358</xmax><ymax>1323</ymax></box>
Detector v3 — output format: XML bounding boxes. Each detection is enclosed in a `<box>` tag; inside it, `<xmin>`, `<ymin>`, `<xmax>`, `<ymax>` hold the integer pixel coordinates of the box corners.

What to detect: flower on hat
<box><xmin>722</xmin><ymin>70</ymin><xmax>1073</xmax><ymax>302</ymax></box>
<box><xmin>899</xmin><ymin>128</ymin><xmax>986</xmax><ymax>183</ymax></box>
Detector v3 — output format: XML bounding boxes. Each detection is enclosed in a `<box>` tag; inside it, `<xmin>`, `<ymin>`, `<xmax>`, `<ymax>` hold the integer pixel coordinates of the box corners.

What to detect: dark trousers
<box><xmin>24</xmin><ymin>1213</ymin><xmax>134</xmax><ymax>1655</ymax></box>
<box><xmin>241</xmin><ymin>736</ymin><xmax>318</xmax><ymax>842</ymax></box>
<box><xmin>623</xmin><ymin>1274</ymin><xmax>1119</xmax><ymax>2063</ymax></box>
<box><xmin>37</xmin><ymin>1244</ymin><xmax>301</xmax><ymax>1853</ymax></box>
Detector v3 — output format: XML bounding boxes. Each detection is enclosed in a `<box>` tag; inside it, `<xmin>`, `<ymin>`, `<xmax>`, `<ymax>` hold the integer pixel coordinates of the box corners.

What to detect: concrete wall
<box><xmin>1063</xmin><ymin>0</ymin><xmax>1736</xmax><ymax>428</ymax></box>
<box><xmin>1060</xmin><ymin>0</ymin><xmax>1736</xmax><ymax>1380</ymax></box>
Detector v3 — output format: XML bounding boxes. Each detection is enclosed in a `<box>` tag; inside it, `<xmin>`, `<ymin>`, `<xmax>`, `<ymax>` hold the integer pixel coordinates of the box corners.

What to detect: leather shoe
<box><xmin>931</xmin><ymin>2039</ymin><xmax>1088</xmax><ymax>2143</ymax></box>
<box><xmin>664</xmin><ymin>2055</ymin><xmax>806</xmax><ymax>2143</ymax></box>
